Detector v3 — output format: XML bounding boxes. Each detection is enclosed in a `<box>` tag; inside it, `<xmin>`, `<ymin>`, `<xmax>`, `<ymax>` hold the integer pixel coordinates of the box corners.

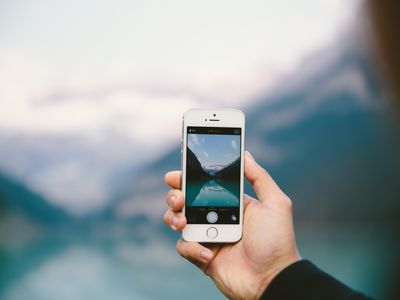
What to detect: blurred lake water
<box><xmin>0</xmin><ymin>222</ymin><xmax>396</xmax><ymax>299</ymax></box>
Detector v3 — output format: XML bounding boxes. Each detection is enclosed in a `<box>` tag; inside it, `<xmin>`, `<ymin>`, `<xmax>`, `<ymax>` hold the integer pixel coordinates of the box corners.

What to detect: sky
<box><xmin>0</xmin><ymin>0</ymin><xmax>361</xmax><ymax>215</ymax></box>
<box><xmin>0</xmin><ymin>0</ymin><xmax>360</xmax><ymax>143</ymax></box>
<box><xmin>188</xmin><ymin>133</ymin><xmax>240</xmax><ymax>167</ymax></box>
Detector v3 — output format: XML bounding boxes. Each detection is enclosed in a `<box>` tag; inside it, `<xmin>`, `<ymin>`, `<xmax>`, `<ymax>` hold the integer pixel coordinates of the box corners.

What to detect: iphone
<box><xmin>181</xmin><ymin>108</ymin><xmax>245</xmax><ymax>242</ymax></box>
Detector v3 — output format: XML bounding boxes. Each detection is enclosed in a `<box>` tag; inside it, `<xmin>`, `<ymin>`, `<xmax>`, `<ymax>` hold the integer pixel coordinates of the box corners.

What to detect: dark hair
<box><xmin>369</xmin><ymin>1</ymin><xmax>400</xmax><ymax>113</ymax></box>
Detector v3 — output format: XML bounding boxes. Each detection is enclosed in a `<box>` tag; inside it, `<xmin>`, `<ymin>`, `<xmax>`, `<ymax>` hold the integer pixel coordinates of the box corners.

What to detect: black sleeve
<box><xmin>260</xmin><ymin>260</ymin><xmax>374</xmax><ymax>300</ymax></box>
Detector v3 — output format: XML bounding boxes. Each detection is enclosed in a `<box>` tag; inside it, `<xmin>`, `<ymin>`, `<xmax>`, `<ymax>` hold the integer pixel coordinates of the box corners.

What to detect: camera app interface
<box><xmin>185</xmin><ymin>126</ymin><xmax>241</xmax><ymax>224</ymax></box>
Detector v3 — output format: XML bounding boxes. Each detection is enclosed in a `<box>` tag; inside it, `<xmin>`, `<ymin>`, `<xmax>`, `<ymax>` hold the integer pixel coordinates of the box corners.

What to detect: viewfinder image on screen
<box><xmin>185</xmin><ymin>127</ymin><xmax>241</xmax><ymax>224</ymax></box>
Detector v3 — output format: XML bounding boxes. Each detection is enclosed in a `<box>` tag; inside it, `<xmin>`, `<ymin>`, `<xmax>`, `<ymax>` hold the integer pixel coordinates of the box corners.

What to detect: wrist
<box><xmin>254</xmin><ymin>251</ymin><xmax>302</xmax><ymax>299</ymax></box>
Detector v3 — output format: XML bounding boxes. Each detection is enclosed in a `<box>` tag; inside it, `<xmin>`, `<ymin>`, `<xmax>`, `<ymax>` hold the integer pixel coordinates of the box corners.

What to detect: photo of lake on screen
<box><xmin>186</xmin><ymin>133</ymin><xmax>241</xmax><ymax>207</ymax></box>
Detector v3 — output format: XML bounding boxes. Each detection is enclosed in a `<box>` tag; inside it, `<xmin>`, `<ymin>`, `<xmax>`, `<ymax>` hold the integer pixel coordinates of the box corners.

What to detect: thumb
<box><xmin>244</xmin><ymin>151</ymin><xmax>285</xmax><ymax>204</ymax></box>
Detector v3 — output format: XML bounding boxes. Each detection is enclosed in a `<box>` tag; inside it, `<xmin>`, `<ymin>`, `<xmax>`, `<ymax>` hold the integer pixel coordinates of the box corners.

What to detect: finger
<box><xmin>164</xmin><ymin>171</ymin><xmax>182</xmax><ymax>189</ymax></box>
<box><xmin>176</xmin><ymin>239</ymin><xmax>215</xmax><ymax>271</ymax></box>
<box><xmin>166</xmin><ymin>189</ymin><xmax>185</xmax><ymax>212</ymax></box>
<box><xmin>163</xmin><ymin>209</ymin><xmax>186</xmax><ymax>231</ymax></box>
<box><xmin>244</xmin><ymin>151</ymin><xmax>285</xmax><ymax>204</ymax></box>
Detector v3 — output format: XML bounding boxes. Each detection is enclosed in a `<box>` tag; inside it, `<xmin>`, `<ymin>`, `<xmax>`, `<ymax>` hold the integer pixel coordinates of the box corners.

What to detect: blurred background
<box><xmin>1</xmin><ymin>0</ymin><xmax>399</xmax><ymax>299</ymax></box>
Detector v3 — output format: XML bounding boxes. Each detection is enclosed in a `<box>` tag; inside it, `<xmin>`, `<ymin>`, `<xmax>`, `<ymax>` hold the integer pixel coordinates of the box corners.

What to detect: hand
<box><xmin>163</xmin><ymin>151</ymin><xmax>301</xmax><ymax>300</ymax></box>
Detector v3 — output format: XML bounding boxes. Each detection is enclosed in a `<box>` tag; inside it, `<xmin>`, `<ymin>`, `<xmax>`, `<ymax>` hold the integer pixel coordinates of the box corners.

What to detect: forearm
<box><xmin>260</xmin><ymin>260</ymin><xmax>373</xmax><ymax>300</ymax></box>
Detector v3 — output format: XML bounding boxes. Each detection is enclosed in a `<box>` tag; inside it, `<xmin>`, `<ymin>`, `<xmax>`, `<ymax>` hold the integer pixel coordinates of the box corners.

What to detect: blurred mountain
<box><xmin>0</xmin><ymin>172</ymin><xmax>68</xmax><ymax>222</ymax></box>
<box><xmin>112</xmin><ymin>33</ymin><xmax>400</xmax><ymax>224</ymax></box>
<box><xmin>0</xmin><ymin>131</ymin><xmax>148</xmax><ymax>217</ymax></box>
<box><xmin>1</xmin><ymin>27</ymin><xmax>399</xmax><ymax>225</ymax></box>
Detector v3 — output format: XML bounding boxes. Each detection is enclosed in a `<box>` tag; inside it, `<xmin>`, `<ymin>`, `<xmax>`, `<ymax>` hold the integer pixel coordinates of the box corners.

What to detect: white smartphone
<box><xmin>181</xmin><ymin>108</ymin><xmax>245</xmax><ymax>243</ymax></box>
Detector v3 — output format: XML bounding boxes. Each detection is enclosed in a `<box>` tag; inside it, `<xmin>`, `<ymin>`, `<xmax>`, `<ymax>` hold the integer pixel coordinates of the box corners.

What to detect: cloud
<box><xmin>0</xmin><ymin>50</ymin><xmax>205</xmax><ymax>147</ymax></box>
<box><xmin>190</xmin><ymin>134</ymin><xmax>200</xmax><ymax>146</ymax></box>
<box><xmin>203</xmin><ymin>151</ymin><xmax>209</xmax><ymax>158</ymax></box>
<box><xmin>231</xmin><ymin>140</ymin><xmax>237</xmax><ymax>150</ymax></box>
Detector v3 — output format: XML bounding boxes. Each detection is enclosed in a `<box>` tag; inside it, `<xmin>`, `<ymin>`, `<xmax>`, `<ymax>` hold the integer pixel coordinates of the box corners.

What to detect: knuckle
<box><xmin>258</xmin><ymin>165</ymin><xmax>269</xmax><ymax>177</ymax></box>
<box><xmin>280</xmin><ymin>194</ymin><xmax>293</xmax><ymax>211</ymax></box>
<box><xmin>166</xmin><ymin>189</ymin><xmax>175</xmax><ymax>200</ymax></box>
<box><xmin>176</xmin><ymin>240</ymin><xmax>187</xmax><ymax>258</ymax></box>
<box><xmin>163</xmin><ymin>210</ymin><xmax>171</xmax><ymax>225</ymax></box>
<box><xmin>167</xmin><ymin>189</ymin><xmax>182</xmax><ymax>206</ymax></box>
<box><xmin>254</xmin><ymin>168</ymin><xmax>269</xmax><ymax>186</ymax></box>
<box><xmin>252</xmin><ymin>176</ymin><xmax>264</xmax><ymax>192</ymax></box>
<box><xmin>165</xmin><ymin>191</ymin><xmax>173</xmax><ymax>205</ymax></box>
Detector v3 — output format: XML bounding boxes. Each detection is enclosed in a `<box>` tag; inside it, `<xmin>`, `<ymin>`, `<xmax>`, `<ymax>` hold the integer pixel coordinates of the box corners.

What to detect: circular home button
<box><xmin>206</xmin><ymin>227</ymin><xmax>218</xmax><ymax>239</ymax></box>
<box><xmin>206</xmin><ymin>211</ymin><xmax>218</xmax><ymax>223</ymax></box>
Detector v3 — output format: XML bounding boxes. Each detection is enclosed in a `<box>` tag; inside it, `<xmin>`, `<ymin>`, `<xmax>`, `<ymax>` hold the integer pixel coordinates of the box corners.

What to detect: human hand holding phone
<box><xmin>163</xmin><ymin>151</ymin><xmax>301</xmax><ymax>300</ymax></box>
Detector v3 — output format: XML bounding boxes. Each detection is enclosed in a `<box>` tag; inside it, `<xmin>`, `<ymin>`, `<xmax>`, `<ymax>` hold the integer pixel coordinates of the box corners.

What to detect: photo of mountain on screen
<box><xmin>185</xmin><ymin>126</ymin><xmax>241</xmax><ymax>224</ymax></box>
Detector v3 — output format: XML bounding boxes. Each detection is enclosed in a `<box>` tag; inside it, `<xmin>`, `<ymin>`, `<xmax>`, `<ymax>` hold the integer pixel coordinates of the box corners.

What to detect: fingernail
<box><xmin>246</xmin><ymin>150</ymin><xmax>255</xmax><ymax>162</ymax></box>
<box><xmin>200</xmin><ymin>249</ymin><xmax>213</xmax><ymax>261</ymax></box>
<box><xmin>171</xmin><ymin>216</ymin><xmax>179</xmax><ymax>227</ymax></box>
<box><xmin>169</xmin><ymin>194</ymin><xmax>177</xmax><ymax>207</ymax></box>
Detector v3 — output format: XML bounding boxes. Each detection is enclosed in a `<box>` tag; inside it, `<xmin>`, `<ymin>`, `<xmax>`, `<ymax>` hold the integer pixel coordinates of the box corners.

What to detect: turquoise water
<box><xmin>0</xmin><ymin>223</ymin><xmax>395</xmax><ymax>299</ymax></box>
<box><xmin>186</xmin><ymin>179</ymin><xmax>239</xmax><ymax>207</ymax></box>
<box><xmin>0</xmin><ymin>223</ymin><xmax>224</xmax><ymax>300</ymax></box>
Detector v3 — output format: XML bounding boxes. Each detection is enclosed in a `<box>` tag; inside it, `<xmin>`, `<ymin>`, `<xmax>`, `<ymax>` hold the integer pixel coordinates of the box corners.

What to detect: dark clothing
<box><xmin>261</xmin><ymin>260</ymin><xmax>373</xmax><ymax>300</ymax></box>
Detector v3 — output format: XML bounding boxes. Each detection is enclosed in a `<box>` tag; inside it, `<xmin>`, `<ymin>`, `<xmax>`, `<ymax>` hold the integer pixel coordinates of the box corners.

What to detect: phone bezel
<box><xmin>181</xmin><ymin>108</ymin><xmax>245</xmax><ymax>243</ymax></box>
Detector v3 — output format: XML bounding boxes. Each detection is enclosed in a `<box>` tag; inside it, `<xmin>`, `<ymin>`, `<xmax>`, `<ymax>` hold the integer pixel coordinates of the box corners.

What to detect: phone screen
<box><xmin>185</xmin><ymin>126</ymin><xmax>241</xmax><ymax>224</ymax></box>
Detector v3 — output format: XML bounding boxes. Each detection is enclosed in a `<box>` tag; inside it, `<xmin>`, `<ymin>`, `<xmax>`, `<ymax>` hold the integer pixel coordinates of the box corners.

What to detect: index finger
<box><xmin>164</xmin><ymin>171</ymin><xmax>182</xmax><ymax>189</ymax></box>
